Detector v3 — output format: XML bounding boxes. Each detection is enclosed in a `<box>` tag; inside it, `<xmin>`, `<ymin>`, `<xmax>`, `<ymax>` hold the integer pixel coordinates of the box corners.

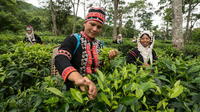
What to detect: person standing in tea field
<box><xmin>54</xmin><ymin>7</ymin><xmax>118</xmax><ymax>100</ymax></box>
<box><xmin>117</xmin><ymin>34</ymin><xmax>123</xmax><ymax>44</ymax></box>
<box><xmin>126</xmin><ymin>31</ymin><xmax>157</xmax><ymax>67</ymax></box>
<box><xmin>23</xmin><ymin>25</ymin><xmax>43</xmax><ymax>44</ymax></box>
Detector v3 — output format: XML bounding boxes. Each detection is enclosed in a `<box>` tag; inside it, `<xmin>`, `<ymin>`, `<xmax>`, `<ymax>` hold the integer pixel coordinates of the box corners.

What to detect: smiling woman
<box><xmin>126</xmin><ymin>31</ymin><xmax>157</xmax><ymax>67</ymax></box>
<box><xmin>53</xmin><ymin>7</ymin><xmax>118</xmax><ymax>100</ymax></box>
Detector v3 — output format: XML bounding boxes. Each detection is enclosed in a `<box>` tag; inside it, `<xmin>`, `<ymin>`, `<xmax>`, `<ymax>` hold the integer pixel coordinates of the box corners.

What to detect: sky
<box><xmin>26</xmin><ymin>0</ymin><xmax>41</xmax><ymax>7</ymax></box>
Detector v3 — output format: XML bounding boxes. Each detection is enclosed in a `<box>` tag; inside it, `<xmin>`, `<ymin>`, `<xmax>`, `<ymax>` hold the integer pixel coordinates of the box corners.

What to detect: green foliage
<box><xmin>0</xmin><ymin>11</ymin><xmax>23</xmax><ymax>32</ymax></box>
<box><xmin>66</xmin><ymin>16</ymin><xmax>84</xmax><ymax>35</ymax></box>
<box><xmin>101</xmin><ymin>24</ymin><xmax>113</xmax><ymax>37</ymax></box>
<box><xmin>29</xmin><ymin>17</ymin><xmax>42</xmax><ymax>30</ymax></box>
<box><xmin>124</xmin><ymin>19</ymin><xmax>139</xmax><ymax>38</ymax></box>
<box><xmin>0</xmin><ymin>42</ymin><xmax>52</xmax><ymax>100</ymax></box>
<box><xmin>0</xmin><ymin>0</ymin><xmax>53</xmax><ymax>32</ymax></box>
<box><xmin>163</xmin><ymin>8</ymin><xmax>172</xmax><ymax>24</ymax></box>
<box><xmin>191</xmin><ymin>28</ymin><xmax>200</xmax><ymax>41</ymax></box>
<box><xmin>137</xmin><ymin>9</ymin><xmax>153</xmax><ymax>31</ymax></box>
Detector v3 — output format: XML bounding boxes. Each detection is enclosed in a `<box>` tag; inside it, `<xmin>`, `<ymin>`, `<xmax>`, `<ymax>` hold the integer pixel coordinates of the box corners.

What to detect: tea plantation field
<box><xmin>0</xmin><ymin>33</ymin><xmax>200</xmax><ymax>112</ymax></box>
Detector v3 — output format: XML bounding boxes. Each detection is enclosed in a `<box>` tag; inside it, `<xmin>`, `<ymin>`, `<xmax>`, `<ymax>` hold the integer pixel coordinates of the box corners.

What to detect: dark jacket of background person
<box><xmin>127</xmin><ymin>48</ymin><xmax>157</xmax><ymax>66</ymax></box>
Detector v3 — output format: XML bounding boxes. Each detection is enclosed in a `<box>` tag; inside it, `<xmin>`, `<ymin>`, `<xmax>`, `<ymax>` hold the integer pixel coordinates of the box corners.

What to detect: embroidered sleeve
<box><xmin>129</xmin><ymin>51</ymin><xmax>137</xmax><ymax>57</ymax></box>
<box><xmin>57</xmin><ymin>50</ymin><xmax>72</xmax><ymax>60</ymax></box>
<box><xmin>55</xmin><ymin>35</ymin><xmax>79</xmax><ymax>79</ymax></box>
<box><xmin>62</xmin><ymin>66</ymin><xmax>77</xmax><ymax>81</ymax></box>
<box><xmin>126</xmin><ymin>50</ymin><xmax>137</xmax><ymax>64</ymax></box>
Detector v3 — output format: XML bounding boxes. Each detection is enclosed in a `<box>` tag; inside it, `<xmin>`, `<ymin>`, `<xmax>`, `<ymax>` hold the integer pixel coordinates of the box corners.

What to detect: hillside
<box><xmin>17</xmin><ymin>1</ymin><xmax>40</xmax><ymax>11</ymax></box>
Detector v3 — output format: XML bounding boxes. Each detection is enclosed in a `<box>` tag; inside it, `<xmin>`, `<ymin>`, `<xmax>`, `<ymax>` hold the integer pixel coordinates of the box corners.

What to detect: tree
<box><xmin>158</xmin><ymin>0</ymin><xmax>199</xmax><ymax>42</ymax></box>
<box><xmin>128</xmin><ymin>0</ymin><xmax>146</xmax><ymax>37</ymax></box>
<box><xmin>111</xmin><ymin>0</ymin><xmax>136</xmax><ymax>41</ymax></box>
<box><xmin>156</xmin><ymin>0</ymin><xmax>172</xmax><ymax>40</ymax></box>
<box><xmin>138</xmin><ymin>9</ymin><xmax>153</xmax><ymax>31</ymax></box>
<box><xmin>188</xmin><ymin>13</ymin><xmax>200</xmax><ymax>41</ymax></box>
<box><xmin>49</xmin><ymin>0</ymin><xmax>58</xmax><ymax>35</ymax></box>
<box><xmin>127</xmin><ymin>0</ymin><xmax>154</xmax><ymax>31</ymax></box>
<box><xmin>163</xmin><ymin>8</ymin><xmax>172</xmax><ymax>40</ymax></box>
<box><xmin>47</xmin><ymin>0</ymin><xmax>71</xmax><ymax>35</ymax></box>
<box><xmin>184</xmin><ymin>0</ymin><xmax>200</xmax><ymax>42</ymax></box>
<box><xmin>172</xmin><ymin>0</ymin><xmax>184</xmax><ymax>49</ymax></box>
<box><xmin>30</xmin><ymin>17</ymin><xmax>42</xmax><ymax>31</ymax></box>
<box><xmin>191</xmin><ymin>28</ymin><xmax>200</xmax><ymax>41</ymax></box>
<box><xmin>124</xmin><ymin>19</ymin><xmax>139</xmax><ymax>38</ymax></box>
<box><xmin>112</xmin><ymin>0</ymin><xmax>120</xmax><ymax>42</ymax></box>
<box><xmin>117</xmin><ymin>1</ymin><xmax>134</xmax><ymax>35</ymax></box>
<box><xmin>0</xmin><ymin>0</ymin><xmax>23</xmax><ymax>32</ymax></box>
<box><xmin>70</xmin><ymin>0</ymin><xmax>80</xmax><ymax>33</ymax></box>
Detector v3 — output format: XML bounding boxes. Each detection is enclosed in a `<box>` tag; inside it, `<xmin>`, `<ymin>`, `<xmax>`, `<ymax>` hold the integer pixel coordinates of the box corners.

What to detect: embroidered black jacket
<box><xmin>55</xmin><ymin>32</ymin><xmax>101</xmax><ymax>82</ymax></box>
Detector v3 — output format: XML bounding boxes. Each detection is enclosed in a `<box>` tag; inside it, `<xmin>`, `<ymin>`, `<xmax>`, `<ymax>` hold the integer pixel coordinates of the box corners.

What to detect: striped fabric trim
<box><xmin>129</xmin><ymin>51</ymin><xmax>137</xmax><ymax>57</ymax></box>
<box><xmin>85</xmin><ymin>19</ymin><xmax>104</xmax><ymax>24</ymax></box>
<box><xmin>62</xmin><ymin>66</ymin><xmax>77</xmax><ymax>81</ymax></box>
<box><xmin>57</xmin><ymin>50</ymin><xmax>72</xmax><ymax>60</ymax></box>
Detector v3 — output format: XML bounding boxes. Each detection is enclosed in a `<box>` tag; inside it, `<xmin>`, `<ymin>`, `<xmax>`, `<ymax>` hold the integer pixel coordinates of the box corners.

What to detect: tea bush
<box><xmin>0</xmin><ymin>34</ymin><xmax>200</xmax><ymax>111</ymax></box>
<box><xmin>0</xmin><ymin>42</ymin><xmax>52</xmax><ymax>100</ymax></box>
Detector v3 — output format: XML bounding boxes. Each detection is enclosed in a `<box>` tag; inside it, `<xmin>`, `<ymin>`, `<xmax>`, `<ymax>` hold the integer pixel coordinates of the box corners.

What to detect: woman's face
<box><xmin>83</xmin><ymin>21</ymin><xmax>103</xmax><ymax>38</ymax></box>
<box><xmin>140</xmin><ymin>34</ymin><xmax>151</xmax><ymax>47</ymax></box>
<box><xmin>27</xmin><ymin>30</ymin><xmax>32</xmax><ymax>34</ymax></box>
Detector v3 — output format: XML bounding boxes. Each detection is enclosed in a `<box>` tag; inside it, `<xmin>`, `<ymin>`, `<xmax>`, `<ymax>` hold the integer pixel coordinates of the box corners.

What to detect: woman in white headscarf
<box><xmin>126</xmin><ymin>31</ymin><xmax>157</xmax><ymax>66</ymax></box>
<box><xmin>23</xmin><ymin>25</ymin><xmax>42</xmax><ymax>44</ymax></box>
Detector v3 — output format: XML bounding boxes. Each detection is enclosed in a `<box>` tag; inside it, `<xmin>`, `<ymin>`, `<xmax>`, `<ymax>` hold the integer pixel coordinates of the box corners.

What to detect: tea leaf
<box><xmin>100</xmin><ymin>93</ymin><xmax>111</xmax><ymax>106</ymax></box>
<box><xmin>188</xmin><ymin>65</ymin><xmax>200</xmax><ymax>74</ymax></box>
<box><xmin>191</xmin><ymin>77</ymin><xmax>200</xmax><ymax>83</ymax></box>
<box><xmin>157</xmin><ymin>99</ymin><xmax>168</xmax><ymax>109</ymax></box>
<box><xmin>120</xmin><ymin>96</ymin><xmax>137</xmax><ymax>106</ymax></box>
<box><xmin>168</xmin><ymin>81</ymin><xmax>184</xmax><ymax>98</ymax></box>
<box><xmin>65</xmin><ymin>103</ymin><xmax>69</xmax><ymax>112</ymax></box>
<box><xmin>46</xmin><ymin>87</ymin><xmax>65</xmax><ymax>98</ymax></box>
<box><xmin>97</xmin><ymin>77</ymin><xmax>104</xmax><ymax>91</ymax></box>
<box><xmin>70</xmin><ymin>88</ymin><xmax>83</xmax><ymax>103</ymax></box>
<box><xmin>136</xmin><ymin>88</ymin><xmax>143</xmax><ymax>99</ymax></box>
<box><xmin>97</xmin><ymin>69</ymin><xmax>105</xmax><ymax>81</ymax></box>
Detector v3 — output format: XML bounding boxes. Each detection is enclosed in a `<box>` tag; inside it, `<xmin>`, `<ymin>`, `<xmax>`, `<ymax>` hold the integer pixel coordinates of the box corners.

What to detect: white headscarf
<box><xmin>137</xmin><ymin>31</ymin><xmax>155</xmax><ymax>65</ymax></box>
<box><xmin>26</xmin><ymin>26</ymin><xmax>36</xmax><ymax>44</ymax></box>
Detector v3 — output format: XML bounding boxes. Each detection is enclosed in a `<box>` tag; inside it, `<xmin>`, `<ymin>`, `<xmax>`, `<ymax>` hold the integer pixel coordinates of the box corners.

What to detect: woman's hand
<box><xmin>74</xmin><ymin>76</ymin><xmax>97</xmax><ymax>100</ymax></box>
<box><xmin>143</xmin><ymin>63</ymin><xmax>150</xmax><ymax>67</ymax></box>
<box><xmin>108</xmin><ymin>49</ymin><xmax>118</xmax><ymax>59</ymax></box>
